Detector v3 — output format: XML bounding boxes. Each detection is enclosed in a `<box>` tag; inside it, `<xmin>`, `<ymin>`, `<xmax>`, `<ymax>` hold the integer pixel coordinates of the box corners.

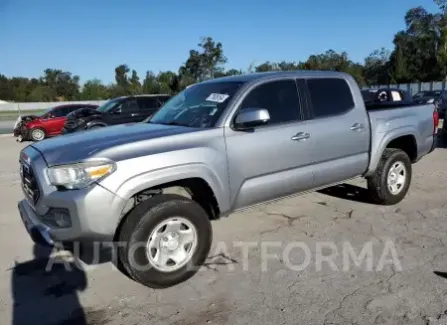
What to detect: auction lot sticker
<box><xmin>206</xmin><ymin>93</ymin><xmax>229</xmax><ymax>103</ymax></box>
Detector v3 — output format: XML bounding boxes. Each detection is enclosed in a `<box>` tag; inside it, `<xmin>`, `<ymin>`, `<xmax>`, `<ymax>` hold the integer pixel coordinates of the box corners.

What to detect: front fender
<box><xmin>105</xmin><ymin>163</ymin><xmax>230</xmax><ymax>214</ymax></box>
<box><xmin>365</xmin><ymin>126</ymin><xmax>417</xmax><ymax>177</ymax></box>
<box><xmin>25</xmin><ymin>120</ymin><xmax>43</xmax><ymax>129</ymax></box>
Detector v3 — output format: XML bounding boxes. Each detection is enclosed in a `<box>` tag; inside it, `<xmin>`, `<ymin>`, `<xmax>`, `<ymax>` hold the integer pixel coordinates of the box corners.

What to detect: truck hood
<box><xmin>31</xmin><ymin>122</ymin><xmax>199</xmax><ymax>166</ymax></box>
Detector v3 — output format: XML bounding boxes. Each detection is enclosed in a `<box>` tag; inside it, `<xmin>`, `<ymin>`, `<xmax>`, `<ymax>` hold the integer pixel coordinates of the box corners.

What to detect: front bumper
<box><xmin>17</xmin><ymin>146</ymin><xmax>127</xmax><ymax>246</ymax></box>
<box><xmin>18</xmin><ymin>184</ymin><xmax>127</xmax><ymax>246</ymax></box>
<box><xmin>18</xmin><ymin>200</ymin><xmax>54</xmax><ymax>246</ymax></box>
<box><xmin>13</xmin><ymin>127</ymin><xmax>30</xmax><ymax>140</ymax></box>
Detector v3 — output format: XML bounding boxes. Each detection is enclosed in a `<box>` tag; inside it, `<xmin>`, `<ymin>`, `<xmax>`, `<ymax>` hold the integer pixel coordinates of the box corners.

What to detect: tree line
<box><xmin>1</xmin><ymin>1</ymin><xmax>447</xmax><ymax>103</ymax></box>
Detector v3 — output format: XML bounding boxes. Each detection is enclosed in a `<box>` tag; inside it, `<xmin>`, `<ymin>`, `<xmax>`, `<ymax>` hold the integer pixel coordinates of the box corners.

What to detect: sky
<box><xmin>0</xmin><ymin>0</ymin><xmax>440</xmax><ymax>84</ymax></box>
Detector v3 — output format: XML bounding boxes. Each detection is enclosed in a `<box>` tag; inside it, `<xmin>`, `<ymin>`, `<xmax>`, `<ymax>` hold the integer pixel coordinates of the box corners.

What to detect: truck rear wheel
<box><xmin>117</xmin><ymin>194</ymin><xmax>212</xmax><ymax>288</ymax></box>
<box><xmin>367</xmin><ymin>148</ymin><xmax>412</xmax><ymax>205</ymax></box>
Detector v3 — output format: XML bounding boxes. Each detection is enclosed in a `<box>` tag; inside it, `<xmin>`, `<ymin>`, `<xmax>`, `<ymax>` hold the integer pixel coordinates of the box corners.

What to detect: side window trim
<box><xmin>295</xmin><ymin>78</ymin><xmax>312</xmax><ymax>121</ymax></box>
<box><xmin>230</xmin><ymin>78</ymin><xmax>304</xmax><ymax>130</ymax></box>
<box><xmin>304</xmin><ymin>77</ymin><xmax>355</xmax><ymax>120</ymax></box>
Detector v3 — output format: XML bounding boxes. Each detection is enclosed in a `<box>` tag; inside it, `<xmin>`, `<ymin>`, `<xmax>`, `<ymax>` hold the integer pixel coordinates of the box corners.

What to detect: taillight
<box><xmin>433</xmin><ymin>109</ymin><xmax>439</xmax><ymax>135</ymax></box>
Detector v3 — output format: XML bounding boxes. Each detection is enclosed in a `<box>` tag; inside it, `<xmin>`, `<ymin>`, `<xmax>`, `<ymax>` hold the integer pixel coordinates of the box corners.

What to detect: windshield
<box><xmin>149</xmin><ymin>81</ymin><xmax>244</xmax><ymax>128</ymax></box>
<box><xmin>96</xmin><ymin>98</ymin><xmax>123</xmax><ymax>112</ymax></box>
<box><xmin>37</xmin><ymin>107</ymin><xmax>53</xmax><ymax>117</ymax></box>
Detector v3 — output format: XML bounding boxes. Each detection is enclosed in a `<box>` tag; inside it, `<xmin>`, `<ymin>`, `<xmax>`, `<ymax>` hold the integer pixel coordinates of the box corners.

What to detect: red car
<box><xmin>13</xmin><ymin>103</ymin><xmax>99</xmax><ymax>142</ymax></box>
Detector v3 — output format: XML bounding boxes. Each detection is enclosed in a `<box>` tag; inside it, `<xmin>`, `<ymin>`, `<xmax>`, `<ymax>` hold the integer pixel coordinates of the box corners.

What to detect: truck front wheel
<box><xmin>367</xmin><ymin>148</ymin><xmax>412</xmax><ymax>205</ymax></box>
<box><xmin>117</xmin><ymin>194</ymin><xmax>212</xmax><ymax>288</ymax></box>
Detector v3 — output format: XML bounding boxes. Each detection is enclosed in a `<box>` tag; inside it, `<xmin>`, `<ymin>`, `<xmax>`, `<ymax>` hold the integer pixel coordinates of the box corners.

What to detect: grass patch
<box><xmin>0</xmin><ymin>109</ymin><xmax>45</xmax><ymax>121</ymax></box>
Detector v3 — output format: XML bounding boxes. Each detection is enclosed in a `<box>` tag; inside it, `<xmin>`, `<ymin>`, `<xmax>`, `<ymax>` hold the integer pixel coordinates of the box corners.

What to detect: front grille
<box><xmin>20</xmin><ymin>162</ymin><xmax>40</xmax><ymax>204</ymax></box>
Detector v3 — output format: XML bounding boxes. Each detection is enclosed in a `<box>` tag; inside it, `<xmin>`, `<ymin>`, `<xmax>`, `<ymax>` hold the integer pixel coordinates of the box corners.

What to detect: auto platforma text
<box><xmin>45</xmin><ymin>239</ymin><xmax>402</xmax><ymax>273</ymax></box>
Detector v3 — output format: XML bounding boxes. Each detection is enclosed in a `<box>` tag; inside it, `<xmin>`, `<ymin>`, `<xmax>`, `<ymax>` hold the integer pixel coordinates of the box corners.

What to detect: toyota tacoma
<box><xmin>17</xmin><ymin>71</ymin><xmax>437</xmax><ymax>288</ymax></box>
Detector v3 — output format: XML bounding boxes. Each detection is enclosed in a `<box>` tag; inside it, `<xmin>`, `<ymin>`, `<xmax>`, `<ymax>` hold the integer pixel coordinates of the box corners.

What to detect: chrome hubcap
<box><xmin>32</xmin><ymin>129</ymin><xmax>44</xmax><ymax>141</ymax></box>
<box><xmin>146</xmin><ymin>217</ymin><xmax>197</xmax><ymax>272</ymax></box>
<box><xmin>387</xmin><ymin>161</ymin><xmax>406</xmax><ymax>195</ymax></box>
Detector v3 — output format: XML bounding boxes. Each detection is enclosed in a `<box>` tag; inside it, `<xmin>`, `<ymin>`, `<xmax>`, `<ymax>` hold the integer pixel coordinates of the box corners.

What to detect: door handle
<box><xmin>350</xmin><ymin>123</ymin><xmax>364</xmax><ymax>131</ymax></box>
<box><xmin>131</xmin><ymin>113</ymin><xmax>140</xmax><ymax>117</ymax></box>
<box><xmin>291</xmin><ymin>132</ymin><xmax>310</xmax><ymax>141</ymax></box>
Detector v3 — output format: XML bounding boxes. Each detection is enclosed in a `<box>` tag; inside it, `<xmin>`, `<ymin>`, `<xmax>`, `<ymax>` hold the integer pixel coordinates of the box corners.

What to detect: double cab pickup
<box><xmin>18</xmin><ymin>71</ymin><xmax>437</xmax><ymax>288</ymax></box>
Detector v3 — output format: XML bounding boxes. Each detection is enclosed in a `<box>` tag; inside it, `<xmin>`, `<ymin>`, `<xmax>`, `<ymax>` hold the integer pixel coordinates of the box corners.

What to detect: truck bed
<box><xmin>367</xmin><ymin>102</ymin><xmax>435</xmax><ymax>168</ymax></box>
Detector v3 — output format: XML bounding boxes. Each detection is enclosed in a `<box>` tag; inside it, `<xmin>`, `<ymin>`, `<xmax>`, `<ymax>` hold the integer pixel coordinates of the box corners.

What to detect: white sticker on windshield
<box><xmin>206</xmin><ymin>93</ymin><xmax>229</xmax><ymax>103</ymax></box>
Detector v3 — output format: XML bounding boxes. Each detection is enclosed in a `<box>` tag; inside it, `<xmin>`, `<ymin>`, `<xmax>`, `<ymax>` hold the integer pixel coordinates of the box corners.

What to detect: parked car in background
<box><xmin>361</xmin><ymin>88</ymin><xmax>412</xmax><ymax>104</ymax></box>
<box><xmin>61</xmin><ymin>107</ymin><xmax>102</xmax><ymax>135</ymax></box>
<box><xmin>13</xmin><ymin>103</ymin><xmax>99</xmax><ymax>142</ymax></box>
<box><xmin>61</xmin><ymin>94</ymin><xmax>171</xmax><ymax>134</ymax></box>
<box><xmin>412</xmin><ymin>91</ymin><xmax>430</xmax><ymax>100</ymax></box>
<box><xmin>17</xmin><ymin>71</ymin><xmax>437</xmax><ymax>289</ymax></box>
<box><xmin>413</xmin><ymin>90</ymin><xmax>447</xmax><ymax>118</ymax></box>
<box><xmin>361</xmin><ymin>88</ymin><xmax>414</xmax><ymax>110</ymax></box>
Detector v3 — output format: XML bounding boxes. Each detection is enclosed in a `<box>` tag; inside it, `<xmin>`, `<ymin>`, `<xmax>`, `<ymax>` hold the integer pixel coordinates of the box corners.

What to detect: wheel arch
<box><xmin>86</xmin><ymin>121</ymin><xmax>107</xmax><ymax>129</ymax></box>
<box><xmin>365</xmin><ymin>127</ymin><xmax>418</xmax><ymax>177</ymax></box>
<box><xmin>113</xmin><ymin>176</ymin><xmax>223</xmax><ymax>243</ymax></box>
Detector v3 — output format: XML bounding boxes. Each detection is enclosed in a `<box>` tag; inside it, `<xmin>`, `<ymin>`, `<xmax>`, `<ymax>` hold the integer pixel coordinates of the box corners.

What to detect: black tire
<box><xmin>117</xmin><ymin>194</ymin><xmax>212</xmax><ymax>288</ymax></box>
<box><xmin>367</xmin><ymin>148</ymin><xmax>412</xmax><ymax>205</ymax></box>
<box><xmin>29</xmin><ymin>128</ymin><xmax>46</xmax><ymax>142</ymax></box>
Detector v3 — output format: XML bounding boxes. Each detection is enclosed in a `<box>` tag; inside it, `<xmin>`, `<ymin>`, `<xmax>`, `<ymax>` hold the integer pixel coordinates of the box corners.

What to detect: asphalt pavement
<box><xmin>2</xmin><ymin>135</ymin><xmax>447</xmax><ymax>324</ymax></box>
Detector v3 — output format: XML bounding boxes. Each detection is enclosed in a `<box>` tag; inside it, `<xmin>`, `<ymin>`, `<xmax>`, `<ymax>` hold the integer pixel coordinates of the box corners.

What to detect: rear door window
<box><xmin>137</xmin><ymin>97</ymin><xmax>159</xmax><ymax>111</ymax></box>
<box><xmin>119</xmin><ymin>99</ymin><xmax>139</xmax><ymax>113</ymax></box>
<box><xmin>307</xmin><ymin>78</ymin><xmax>354</xmax><ymax>118</ymax></box>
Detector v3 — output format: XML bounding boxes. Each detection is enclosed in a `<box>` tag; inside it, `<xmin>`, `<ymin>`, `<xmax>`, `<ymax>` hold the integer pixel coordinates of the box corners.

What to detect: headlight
<box><xmin>427</xmin><ymin>98</ymin><xmax>435</xmax><ymax>103</ymax></box>
<box><xmin>47</xmin><ymin>160</ymin><xmax>116</xmax><ymax>189</ymax></box>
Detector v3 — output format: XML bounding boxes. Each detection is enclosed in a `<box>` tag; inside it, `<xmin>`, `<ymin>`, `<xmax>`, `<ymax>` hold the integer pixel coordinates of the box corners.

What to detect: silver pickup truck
<box><xmin>18</xmin><ymin>71</ymin><xmax>437</xmax><ymax>288</ymax></box>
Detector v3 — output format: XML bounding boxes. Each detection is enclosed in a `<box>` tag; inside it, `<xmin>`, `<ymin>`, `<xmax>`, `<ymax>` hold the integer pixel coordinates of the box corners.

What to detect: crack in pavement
<box><xmin>323</xmin><ymin>267</ymin><xmax>397</xmax><ymax>324</ymax></box>
<box><xmin>332</xmin><ymin>209</ymin><xmax>355</xmax><ymax>222</ymax></box>
<box><xmin>258</xmin><ymin>211</ymin><xmax>307</xmax><ymax>236</ymax></box>
<box><xmin>323</xmin><ymin>279</ymin><xmax>383</xmax><ymax>324</ymax></box>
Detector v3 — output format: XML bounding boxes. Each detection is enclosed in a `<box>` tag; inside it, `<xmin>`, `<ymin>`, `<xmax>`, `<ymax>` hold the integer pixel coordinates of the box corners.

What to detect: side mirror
<box><xmin>113</xmin><ymin>108</ymin><xmax>122</xmax><ymax>115</ymax></box>
<box><xmin>234</xmin><ymin>108</ymin><xmax>270</xmax><ymax>130</ymax></box>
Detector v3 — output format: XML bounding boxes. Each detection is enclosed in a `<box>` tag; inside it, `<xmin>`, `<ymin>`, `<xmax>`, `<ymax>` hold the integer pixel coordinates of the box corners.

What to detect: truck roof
<box><xmin>202</xmin><ymin>70</ymin><xmax>351</xmax><ymax>84</ymax></box>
